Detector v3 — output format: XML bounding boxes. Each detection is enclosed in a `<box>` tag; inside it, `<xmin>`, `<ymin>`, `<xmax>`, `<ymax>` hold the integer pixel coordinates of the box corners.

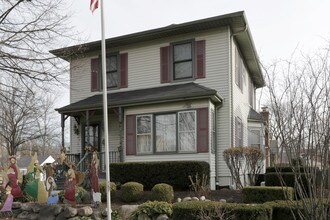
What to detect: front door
<box><xmin>83</xmin><ymin>124</ymin><xmax>100</xmax><ymax>154</ymax></box>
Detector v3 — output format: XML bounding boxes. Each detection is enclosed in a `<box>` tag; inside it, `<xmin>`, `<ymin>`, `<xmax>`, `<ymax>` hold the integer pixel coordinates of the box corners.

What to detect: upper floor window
<box><xmin>249</xmin><ymin>78</ymin><xmax>254</xmax><ymax>107</ymax></box>
<box><xmin>90</xmin><ymin>53</ymin><xmax>128</xmax><ymax>92</ymax></box>
<box><xmin>235</xmin><ymin>47</ymin><xmax>243</xmax><ymax>90</ymax></box>
<box><xmin>160</xmin><ymin>40</ymin><xmax>205</xmax><ymax>84</ymax></box>
<box><xmin>173</xmin><ymin>42</ymin><xmax>193</xmax><ymax>80</ymax></box>
<box><xmin>106</xmin><ymin>55</ymin><xmax>118</xmax><ymax>88</ymax></box>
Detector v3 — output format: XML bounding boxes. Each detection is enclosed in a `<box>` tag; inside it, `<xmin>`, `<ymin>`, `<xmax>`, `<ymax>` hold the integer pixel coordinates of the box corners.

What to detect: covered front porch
<box><xmin>58</xmin><ymin>107</ymin><xmax>124</xmax><ymax>173</ymax></box>
<box><xmin>55</xmin><ymin>82</ymin><xmax>222</xmax><ymax>174</ymax></box>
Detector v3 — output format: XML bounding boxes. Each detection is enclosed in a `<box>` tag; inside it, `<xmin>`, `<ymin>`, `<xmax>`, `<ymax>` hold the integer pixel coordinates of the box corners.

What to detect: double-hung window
<box><xmin>156</xmin><ymin>113</ymin><xmax>177</xmax><ymax>152</ymax></box>
<box><xmin>235</xmin><ymin>117</ymin><xmax>243</xmax><ymax>147</ymax></box>
<box><xmin>106</xmin><ymin>55</ymin><xmax>118</xmax><ymax>88</ymax></box>
<box><xmin>235</xmin><ymin>47</ymin><xmax>243</xmax><ymax>90</ymax></box>
<box><xmin>136</xmin><ymin>115</ymin><xmax>152</xmax><ymax>154</ymax></box>
<box><xmin>173</xmin><ymin>42</ymin><xmax>193</xmax><ymax>80</ymax></box>
<box><xmin>248</xmin><ymin>128</ymin><xmax>261</xmax><ymax>148</ymax></box>
<box><xmin>178</xmin><ymin>111</ymin><xmax>196</xmax><ymax>152</ymax></box>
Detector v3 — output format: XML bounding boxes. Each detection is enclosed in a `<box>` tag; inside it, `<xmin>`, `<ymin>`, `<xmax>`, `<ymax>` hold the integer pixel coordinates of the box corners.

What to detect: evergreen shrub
<box><xmin>242</xmin><ymin>186</ymin><xmax>294</xmax><ymax>203</ymax></box>
<box><xmin>110</xmin><ymin>161</ymin><xmax>209</xmax><ymax>190</ymax></box>
<box><xmin>151</xmin><ymin>183</ymin><xmax>174</xmax><ymax>203</ymax></box>
<box><xmin>120</xmin><ymin>181</ymin><xmax>144</xmax><ymax>202</ymax></box>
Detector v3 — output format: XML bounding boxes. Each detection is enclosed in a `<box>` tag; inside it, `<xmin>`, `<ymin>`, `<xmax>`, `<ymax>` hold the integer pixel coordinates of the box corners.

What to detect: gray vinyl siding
<box><xmin>68</xmin><ymin>27</ymin><xmax>233</xmax><ymax>185</ymax></box>
<box><xmin>232</xmin><ymin>41</ymin><xmax>256</xmax><ymax>148</ymax></box>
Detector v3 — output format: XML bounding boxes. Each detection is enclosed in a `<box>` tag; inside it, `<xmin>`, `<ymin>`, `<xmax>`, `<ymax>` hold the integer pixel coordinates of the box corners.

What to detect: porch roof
<box><xmin>56</xmin><ymin>82</ymin><xmax>222</xmax><ymax>115</ymax></box>
<box><xmin>248</xmin><ymin>107</ymin><xmax>263</xmax><ymax>122</ymax></box>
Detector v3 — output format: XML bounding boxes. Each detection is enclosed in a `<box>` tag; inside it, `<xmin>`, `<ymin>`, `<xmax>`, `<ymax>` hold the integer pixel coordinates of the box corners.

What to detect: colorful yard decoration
<box><xmin>64</xmin><ymin>168</ymin><xmax>76</xmax><ymax>207</ymax></box>
<box><xmin>7</xmin><ymin>156</ymin><xmax>23</xmax><ymax>198</ymax></box>
<box><xmin>90</xmin><ymin>151</ymin><xmax>101</xmax><ymax>206</ymax></box>
<box><xmin>0</xmin><ymin>185</ymin><xmax>13</xmax><ymax>217</ymax></box>
<box><xmin>24</xmin><ymin>153</ymin><xmax>48</xmax><ymax>203</ymax></box>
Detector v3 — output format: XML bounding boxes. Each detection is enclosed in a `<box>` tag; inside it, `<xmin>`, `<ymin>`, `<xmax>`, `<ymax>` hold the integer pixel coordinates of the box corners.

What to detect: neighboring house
<box><xmin>52</xmin><ymin>11</ymin><xmax>265</xmax><ymax>189</ymax></box>
<box><xmin>17</xmin><ymin>155</ymin><xmax>49</xmax><ymax>176</ymax></box>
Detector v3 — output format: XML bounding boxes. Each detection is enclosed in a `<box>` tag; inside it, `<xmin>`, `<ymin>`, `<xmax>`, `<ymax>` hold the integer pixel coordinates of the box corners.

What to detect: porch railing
<box><xmin>66</xmin><ymin>153</ymin><xmax>81</xmax><ymax>165</ymax></box>
<box><xmin>65</xmin><ymin>151</ymin><xmax>120</xmax><ymax>173</ymax></box>
<box><xmin>99</xmin><ymin>151</ymin><xmax>121</xmax><ymax>172</ymax></box>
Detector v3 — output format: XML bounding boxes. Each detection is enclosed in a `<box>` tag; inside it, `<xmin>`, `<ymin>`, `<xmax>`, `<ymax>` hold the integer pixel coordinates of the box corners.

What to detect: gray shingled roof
<box><xmin>248</xmin><ymin>108</ymin><xmax>263</xmax><ymax>122</ymax></box>
<box><xmin>56</xmin><ymin>82</ymin><xmax>222</xmax><ymax>115</ymax></box>
<box><xmin>16</xmin><ymin>155</ymin><xmax>49</xmax><ymax>168</ymax></box>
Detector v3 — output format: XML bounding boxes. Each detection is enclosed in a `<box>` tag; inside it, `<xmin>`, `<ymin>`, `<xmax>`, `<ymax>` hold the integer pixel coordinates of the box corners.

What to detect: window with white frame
<box><xmin>235</xmin><ymin>47</ymin><xmax>243</xmax><ymax>90</ymax></box>
<box><xmin>173</xmin><ymin>42</ymin><xmax>193</xmax><ymax>80</ymax></box>
<box><xmin>178</xmin><ymin>111</ymin><xmax>196</xmax><ymax>152</ymax></box>
<box><xmin>235</xmin><ymin>117</ymin><xmax>243</xmax><ymax>147</ymax></box>
<box><xmin>136</xmin><ymin>115</ymin><xmax>152</xmax><ymax>154</ymax></box>
<box><xmin>249</xmin><ymin>78</ymin><xmax>254</xmax><ymax>107</ymax></box>
<box><xmin>248</xmin><ymin>128</ymin><xmax>261</xmax><ymax>148</ymax></box>
<box><xmin>136</xmin><ymin>110</ymin><xmax>197</xmax><ymax>154</ymax></box>
<box><xmin>156</xmin><ymin>114</ymin><xmax>176</xmax><ymax>152</ymax></box>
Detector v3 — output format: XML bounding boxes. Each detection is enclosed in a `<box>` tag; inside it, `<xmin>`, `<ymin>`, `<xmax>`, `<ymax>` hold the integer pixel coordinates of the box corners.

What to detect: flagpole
<box><xmin>100</xmin><ymin>0</ymin><xmax>112</xmax><ymax>219</ymax></box>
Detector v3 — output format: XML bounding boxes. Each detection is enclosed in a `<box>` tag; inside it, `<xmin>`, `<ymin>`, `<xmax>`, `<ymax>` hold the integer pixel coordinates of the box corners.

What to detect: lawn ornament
<box><xmin>90</xmin><ymin>151</ymin><xmax>101</xmax><ymax>207</ymax></box>
<box><xmin>90</xmin><ymin>151</ymin><xmax>100</xmax><ymax>193</ymax></box>
<box><xmin>0</xmin><ymin>184</ymin><xmax>13</xmax><ymax>217</ymax></box>
<box><xmin>64</xmin><ymin>168</ymin><xmax>76</xmax><ymax>207</ymax></box>
<box><xmin>24</xmin><ymin>153</ymin><xmax>48</xmax><ymax>203</ymax></box>
<box><xmin>7</xmin><ymin>156</ymin><xmax>23</xmax><ymax>198</ymax></box>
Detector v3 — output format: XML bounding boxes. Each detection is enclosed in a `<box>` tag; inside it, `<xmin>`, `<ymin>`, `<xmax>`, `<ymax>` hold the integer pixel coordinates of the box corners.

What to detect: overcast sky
<box><xmin>57</xmin><ymin>0</ymin><xmax>330</xmax><ymax>107</ymax></box>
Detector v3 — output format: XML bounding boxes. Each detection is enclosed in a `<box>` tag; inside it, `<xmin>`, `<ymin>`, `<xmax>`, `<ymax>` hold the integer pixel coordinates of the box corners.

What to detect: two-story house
<box><xmin>52</xmin><ymin>11</ymin><xmax>265</xmax><ymax>189</ymax></box>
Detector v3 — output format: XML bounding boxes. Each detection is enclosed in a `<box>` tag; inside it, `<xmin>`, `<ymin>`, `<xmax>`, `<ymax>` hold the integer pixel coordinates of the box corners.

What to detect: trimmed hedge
<box><xmin>151</xmin><ymin>183</ymin><xmax>174</xmax><ymax>203</ymax></box>
<box><xmin>264</xmin><ymin>200</ymin><xmax>303</xmax><ymax>220</ymax></box>
<box><xmin>172</xmin><ymin>201</ymin><xmax>272</xmax><ymax>220</ymax></box>
<box><xmin>110</xmin><ymin>161</ymin><xmax>210</xmax><ymax>190</ymax></box>
<box><xmin>242</xmin><ymin>186</ymin><xmax>294</xmax><ymax>203</ymax></box>
<box><xmin>120</xmin><ymin>182</ymin><xmax>144</xmax><ymax>202</ymax></box>
<box><xmin>266</xmin><ymin>166</ymin><xmax>318</xmax><ymax>173</ymax></box>
<box><xmin>100</xmin><ymin>181</ymin><xmax>116</xmax><ymax>202</ymax></box>
<box><xmin>265</xmin><ymin>172</ymin><xmax>309</xmax><ymax>189</ymax></box>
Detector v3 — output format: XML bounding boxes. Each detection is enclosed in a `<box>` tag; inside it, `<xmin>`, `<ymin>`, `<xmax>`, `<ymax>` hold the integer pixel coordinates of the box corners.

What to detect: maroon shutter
<box><xmin>126</xmin><ymin>115</ymin><xmax>136</xmax><ymax>155</ymax></box>
<box><xmin>91</xmin><ymin>58</ymin><xmax>100</xmax><ymax>91</ymax></box>
<box><xmin>195</xmin><ymin>40</ymin><xmax>206</xmax><ymax>79</ymax></box>
<box><xmin>197</xmin><ymin>108</ymin><xmax>209</xmax><ymax>153</ymax></box>
<box><xmin>120</xmin><ymin>53</ymin><xmax>128</xmax><ymax>88</ymax></box>
<box><xmin>160</xmin><ymin>46</ymin><xmax>170</xmax><ymax>83</ymax></box>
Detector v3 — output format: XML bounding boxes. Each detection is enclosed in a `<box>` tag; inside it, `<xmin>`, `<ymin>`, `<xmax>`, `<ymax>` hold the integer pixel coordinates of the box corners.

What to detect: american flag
<box><xmin>90</xmin><ymin>0</ymin><xmax>99</xmax><ymax>13</ymax></box>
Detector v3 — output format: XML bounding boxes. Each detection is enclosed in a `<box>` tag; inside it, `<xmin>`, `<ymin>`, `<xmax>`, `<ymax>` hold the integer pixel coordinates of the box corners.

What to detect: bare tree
<box><xmin>0</xmin><ymin>0</ymin><xmax>77</xmax><ymax>88</ymax></box>
<box><xmin>223</xmin><ymin>147</ymin><xmax>264</xmax><ymax>189</ymax></box>
<box><xmin>0</xmin><ymin>77</ymin><xmax>60</xmax><ymax>155</ymax></box>
<box><xmin>264</xmin><ymin>42</ymin><xmax>330</xmax><ymax>220</ymax></box>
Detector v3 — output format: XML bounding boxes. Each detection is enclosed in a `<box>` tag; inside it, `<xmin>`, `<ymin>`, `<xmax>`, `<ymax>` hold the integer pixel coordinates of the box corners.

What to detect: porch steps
<box><xmin>55</xmin><ymin>176</ymin><xmax>66</xmax><ymax>190</ymax></box>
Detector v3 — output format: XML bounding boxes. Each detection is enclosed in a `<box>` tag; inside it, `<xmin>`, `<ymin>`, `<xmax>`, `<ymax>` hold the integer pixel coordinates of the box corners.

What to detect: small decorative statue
<box><xmin>90</xmin><ymin>151</ymin><xmax>101</xmax><ymax>206</ymax></box>
<box><xmin>46</xmin><ymin>176</ymin><xmax>58</xmax><ymax>205</ymax></box>
<box><xmin>64</xmin><ymin>168</ymin><xmax>76</xmax><ymax>207</ymax></box>
<box><xmin>0</xmin><ymin>184</ymin><xmax>14</xmax><ymax>216</ymax></box>
<box><xmin>7</xmin><ymin>156</ymin><xmax>23</xmax><ymax>198</ymax></box>
<box><xmin>0</xmin><ymin>171</ymin><xmax>7</xmax><ymax>206</ymax></box>
<box><xmin>24</xmin><ymin>153</ymin><xmax>48</xmax><ymax>203</ymax></box>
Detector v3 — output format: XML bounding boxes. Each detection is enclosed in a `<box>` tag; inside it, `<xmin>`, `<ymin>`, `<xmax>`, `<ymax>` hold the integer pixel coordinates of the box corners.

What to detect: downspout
<box><xmin>118</xmin><ymin>107</ymin><xmax>124</xmax><ymax>162</ymax></box>
<box><xmin>215</xmin><ymin>104</ymin><xmax>222</xmax><ymax>188</ymax></box>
